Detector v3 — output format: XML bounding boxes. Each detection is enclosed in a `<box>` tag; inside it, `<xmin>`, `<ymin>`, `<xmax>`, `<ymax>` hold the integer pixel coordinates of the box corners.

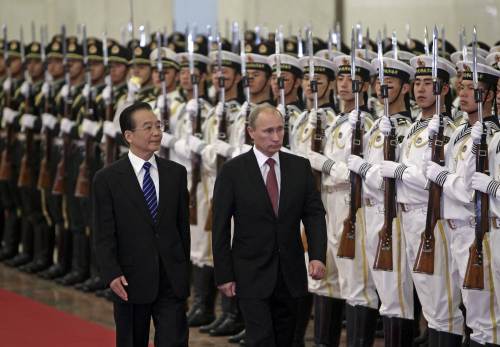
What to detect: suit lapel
<box><xmin>115</xmin><ymin>156</ymin><xmax>155</xmax><ymax>226</ymax></box>
<box><xmin>244</xmin><ymin>150</ymin><xmax>275</xmax><ymax>217</ymax></box>
<box><xmin>277</xmin><ymin>151</ymin><xmax>288</xmax><ymax>218</ymax></box>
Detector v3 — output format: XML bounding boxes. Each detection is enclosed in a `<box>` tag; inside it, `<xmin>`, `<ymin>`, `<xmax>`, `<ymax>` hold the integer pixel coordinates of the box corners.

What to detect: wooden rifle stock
<box><xmin>216</xmin><ymin>104</ymin><xmax>227</xmax><ymax>173</ymax></box>
<box><xmin>75</xmin><ymin>92</ymin><xmax>96</xmax><ymax>198</ymax></box>
<box><xmin>463</xmin><ymin>135</ymin><xmax>489</xmax><ymax>290</ymax></box>
<box><xmin>52</xmin><ymin>97</ymin><xmax>72</xmax><ymax>195</ymax></box>
<box><xmin>373</xmin><ymin>126</ymin><xmax>397</xmax><ymax>271</ymax></box>
<box><xmin>159</xmin><ymin>95</ymin><xmax>170</xmax><ymax>160</ymax></box>
<box><xmin>244</xmin><ymin>104</ymin><xmax>252</xmax><ymax>145</ymax></box>
<box><xmin>18</xmin><ymin>86</ymin><xmax>35</xmax><ymax>188</ymax></box>
<box><xmin>37</xmin><ymin>88</ymin><xmax>54</xmax><ymax>190</ymax></box>
<box><xmin>338</xmin><ymin>112</ymin><xmax>363</xmax><ymax>259</ymax></box>
<box><xmin>312</xmin><ymin>111</ymin><xmax>324</xmax><ymax>190</ymax></box>
<box><xmin>104</xmin><ymin>91</ymin><xmax>117</xmax><ymax>166</ymax></box>
<box><xmin>414</xmin><ymin>118</ymin><xmax>445</xmax><ymax>274</ymax></box>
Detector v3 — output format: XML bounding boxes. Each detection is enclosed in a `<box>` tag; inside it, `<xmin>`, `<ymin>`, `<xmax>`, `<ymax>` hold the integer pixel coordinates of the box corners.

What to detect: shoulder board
<box><xmin>406</xmin><ymin>119</ymin><xmax>429</xmax><ymax>139</ymax></box>
<box><xmin>485</xmin><ymin>120</ymin><xmax>500</xmax><ymax>133</ymax></box>
<box><xmin>329</xmin><ymin>113</ymin><xmax>348</xmax><ymax>132</ymax></box>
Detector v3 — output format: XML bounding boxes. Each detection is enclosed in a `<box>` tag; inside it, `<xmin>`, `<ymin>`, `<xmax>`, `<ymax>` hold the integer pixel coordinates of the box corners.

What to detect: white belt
<box><xmin>447</xmin><ymin>217</ymin><xmax>476</xmax><ymax>229</ymax></box>
<box><xmin>364</xmin><ymin>198</ymin><xmax>382</xmax><ymax>207</ymax></box>
<box><xmin>322</xmin><ymin>183</ymin><xmax>349</xmax><ymax>193</ymax></box>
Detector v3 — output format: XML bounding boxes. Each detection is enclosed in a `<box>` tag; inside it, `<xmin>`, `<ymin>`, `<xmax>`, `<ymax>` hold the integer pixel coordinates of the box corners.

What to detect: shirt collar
<box><xmin>128</xmin><ymin>150</ymin><xmax>157</xmax><ymax>175</ymax></box>
<box><xmin>253</xmin><ymin>146</ymin><xmax>280</xmax><ymax>169</ymax></box>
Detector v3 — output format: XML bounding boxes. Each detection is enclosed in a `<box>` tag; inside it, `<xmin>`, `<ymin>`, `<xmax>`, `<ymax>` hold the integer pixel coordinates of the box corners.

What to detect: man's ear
<box><xmin>124</xmin><ymin>130</ymin><xmax>133</xmax><ymax>145</ymax></box>
<box><xmin>247</xmin><ymin>126</ymin><xmax>255</xmax><ymax>141</ymax></box>
<box><xmin>402</xmin><ymin>82</ymin><xmax>411</xmax><ymax>95</ymax></box>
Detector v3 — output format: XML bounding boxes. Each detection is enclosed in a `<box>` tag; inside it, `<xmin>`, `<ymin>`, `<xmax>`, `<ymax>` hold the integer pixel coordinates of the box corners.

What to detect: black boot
<box><xmin>293</xmin><ymin>294</ymin><xmax>313</xmax><ymax>347</ymax></box>
<box><xmin>209</xmin><ymin>312</ymin><xmax>245</xmax><ymax>336</ymax></box>
<box><xmin>385</xmin><ymin>317</ymin><xmax>414</xmax><ymax>347</ymax></box>
<box><xmin>39</xmin><ymin>224</ymin><xmax>72</xmax><ymax>279</ymax></box>
<box><xmin>345</xmin><ymin>304</ymin><xmax>357</xmax><ymax>347</ymax></box>
<box><xmin>439</xmin><ymin>331</ymin><xmax>462</xmax><ymax>347</ymax></box>
<box><xmin>20</xmin><ymin>220</ymin><xmax>54</xmax><ymax>273</ymax></box>
<box><xmin>188</xmin><ymin>265</ymin><xmax>216</xmax><ymax>327</ymax></box>
<box><xmin>427</xmin><ymin>328</ymin><xmax>438</xmax><ymax>347</ymax></box>
<box><xmin>0</xmin><ymin>209</ymin><xmax>20</xmax><ymax>261</ymax></box>
<box><xmin>200</xmin><ymin>313</ymin><xmax>228</xmax><ymax>333</ymax></box>
<box><xmin>228</xmin><ymin>329</ymin><xmax>246</xmax><ymax>344</ymax></box>
<box><xmin>5</xmin><ymin>219</ymin><xmax>33</xmax><ymax>267</ymax></box>
<box><xmin>75</xmin><ymin>228</ymin><xmax>101</xmax><ymax>291</ymax></box>
<box><xmin>56</xmin><ymin>232</ymin><xmax>89</xmax><ymax>286</ymax></box>
<box><xmin>353</xmin><ymin>305</ymin><xmax>378</xmax><ymax>347</ymax></box>
<box><xmin>313</xmin><ymin>295</ymin><xmax>344</xmax><ymax>347</ymax></box>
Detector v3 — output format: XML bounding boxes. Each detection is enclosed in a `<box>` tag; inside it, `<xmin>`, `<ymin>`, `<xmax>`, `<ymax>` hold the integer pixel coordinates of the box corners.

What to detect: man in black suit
<box><xmin>212</xmin><ymin>104</ymin><xmax>327</xmax><ymax>346</ymax></box>
<box><xmin>93</xmin><ymin>102</ymin><xmax>190</xmax><ymax>347</ymax></box>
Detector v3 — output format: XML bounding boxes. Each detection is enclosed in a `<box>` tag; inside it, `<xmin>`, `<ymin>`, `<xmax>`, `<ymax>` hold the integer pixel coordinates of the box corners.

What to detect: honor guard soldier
<box><xmin>425</xmin><ymin>52</ymin><xmax>500</xmax><ymax>346</ymax></box>
<box><xmin>37</xmin><ymin>35</ymin><xmax>75</xmax><ymax>280</ymax></box>
<box><xmin>165</xmin><ymin>44</ymin><xmax>214</xmax><ymax>327</ymax></box>
<box><xmin>0</xmin><ymin>38</ymin><xmax>26</xmax><ymax>264</ymax></box>
<box><xmin>127</xmin><ymin>40</ymin><xmax>156</xmax><ymax>103</ymax></box>
<box><xmin>187</xmin><ymin>44</ymin><xmax>245</xmax><ymax>337</ymax></box>
<box><xmin>15</xmin><ymin>40</ymin><xmax>52</xmax><ymax>274</ymax></box>
<box><xmin>382</xmin><ymin>51</ymin><xmax>463</xmax><ymax>345</ymax></box>
<box><xmin>348</xmin><ymin>40</ymin><xmax>416</xmax><ymax>346</ymax></box>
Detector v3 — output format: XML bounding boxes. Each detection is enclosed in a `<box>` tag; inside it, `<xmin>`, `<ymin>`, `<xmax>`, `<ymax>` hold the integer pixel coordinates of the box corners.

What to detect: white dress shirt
<box><xmin>253</xmin><ymin>146</ymin><xmax>281</xmax><ymax>193</ymax></box>
<box><xmin>128</xmin><ymin>150</ymin><xmax>160</xmax><ymax>201</ymax></box>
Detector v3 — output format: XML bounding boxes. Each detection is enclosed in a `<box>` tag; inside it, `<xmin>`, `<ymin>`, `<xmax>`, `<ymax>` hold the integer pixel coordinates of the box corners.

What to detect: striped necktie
<box><xmin>142</xmin><ymin>162</ymin><xmax>158</xmax><ymax>221</ymax></box>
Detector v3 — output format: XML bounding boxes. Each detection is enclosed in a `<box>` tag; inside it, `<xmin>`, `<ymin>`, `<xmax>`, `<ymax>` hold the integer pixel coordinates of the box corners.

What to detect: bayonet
<box><xmin>231</xmin><ymin>21</ymin><xmax>239</xmax><ymax>54</ymax></box>
<box><xmin>440</xmin><ymin>26</ymin><xmax>446</xmax><ymax>58</ymax></box>
<box><xmin>365</xmin><ymin>27</ymin><xmax>370</xmax><ymax>60</ymax></box>
<box><xmin>128</xmin><ymin>0</ymin><xmax>134</xmax><ymax>41</ymax></box>
<box><xmin>424</xmin><ymin>26</ymin><xmax>430</xmax><ymax>56</ymax></box>
<box><xmin>351</xmin><ymin>26</ymin><xmax>359</xmax><ymax>112</ymax></box>
<box><xmin>297</xmin><ymin>28</ymin><xmax>303</xmax><ymax>58</ymax></box>
<box><xmin>392</xmin><ymin>31</ymin><xmax>398</xmax><ymax>60</ymax></box>
<box><xmin>139</xmin><ymin>25</ymin><xmax>146</xmax><ymax>47</ymax></box>
<box><xmin>307</xmin><ymin>28</ymin><xmax>317</xmax><ymax>111</ymax></box>
<box><xmin>406</xmin><ymin>23</ymin><xmax>411</xmax><ymax>48</ymax></box>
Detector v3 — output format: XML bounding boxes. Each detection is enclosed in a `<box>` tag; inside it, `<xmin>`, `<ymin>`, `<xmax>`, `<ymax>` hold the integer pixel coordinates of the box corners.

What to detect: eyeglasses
<box><xmin>131</xmin><ymin>121</ymin><xmax>166</xmax><ymax>133</ymax></box>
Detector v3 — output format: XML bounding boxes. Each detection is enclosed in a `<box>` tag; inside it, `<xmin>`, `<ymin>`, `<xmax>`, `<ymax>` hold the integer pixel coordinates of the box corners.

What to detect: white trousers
<box><xmin>401</xmin><ymin>206</ymin><xmax>463</xmax><ymax>334</ymax></box>
<box><xmin>364</xmin><ymin>204</ymin><xmax>414</xmax><ymax>319</ymax></box>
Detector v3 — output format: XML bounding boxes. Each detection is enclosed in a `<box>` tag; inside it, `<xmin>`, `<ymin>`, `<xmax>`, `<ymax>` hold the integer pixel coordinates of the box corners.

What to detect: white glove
<box><xmin>82</xmin><ymin>83</ymin><xmax>91</xmax><ymax>99</ymax></box>
<box><xmin>60</xmin><ymin>84</ymin><xmax>70</xmax><ymax>99</ymax></box>
<box><xmin>41</xmin><ymin>81</ymin><xmax>50</xmax><ymax>97</ymax></box>
<box><xmin>308</xmin><ymin>151</ymin><xmax>330</xmax><ymax>173</ymax></box>
<box><xmin>2</xmin><ymin>77</ymin><xmax>12</xmax><ymax>92</ymax></box>
<box><xmin>427</xmin><ymin>114</ymin><xmax>440</xmax><ymax>138</ymax></box>
<box><xmin>126</xmin><ymin>78</ymin><xmax>141</xmax><ymax>101</ymax></box>
<box><xmin>379</xmin><ymin>116</ymin><xmax>392</xmax><ymax>136</ymax></box>
<box><xmin>215</xmin><ymin>102</ymin><xmax>224</xmax><ymax>118</ymax></box>
<box><xmin>20</xmin><ymin>114</ymin><xmax>37</xmax><ymax>130</ymax></box>
<box><xmin>81</xmin><ymin>119</ymin><xmax>101</xmax><ymax>137</ymax></box>
<box><xmin>425</xmin><ymin>161</ymin><xmax>449</xmax><ymax>186</ymax></box>
<box><xmin>214</xmin><ymin>140</ymin><xmax>233</xmax><ymax>157</ymax></box>
<box><xmin>348</xmin><ymin>109</ymin><xmax>365</xmax><ymax>129</ymax></box>
<box><xmin>380</xmin><ymin>160</ymin><xmax>405</xmax><ymax>179</ymax></box>
<box><xmin>20</xmin><ymin>81</ymin><xmax>30</xmax><ymax>99</ymax></box>
<box><xmin>41</xmin><ymin>113</ymin><xmax>58</xmax><ymax>130</ymax></box>
<box><xmin>101</xmin><ymin>84</ymin><xmax>112</xmax><ymax>104</ymax></box>
<box><xmin>160</xmin><ymin>132</ymin><xmax>176</xmax><ymax>148</ymax></box>
<box><xmin>3</xmin><ymin>107</ymin><xmax>19</xmax><ymax>124</ymax></box>
<box><xmin>186</xmin><ymin>99</ymin><xmax>198</xmax><ymax>116</ymax></box>
<box><xmin>471</xmin><ymin>121</ymin><xmax>484</xmax><ymax>145</ymax></box>
<box><xmin>307</xmin><ymin>109</ymin><xmax>326</xmax><ymax>128</ymax></box>
<box><xmin>60</xmin><ymin>118</ymin><xmax>76</xmax><ymax>134</ymax></box>
<box><xmin>471</xmin><ymin>172</ymin><xmax>499</xmax><ymax>197</ymax></box>
<box><xmin>348</xmin><ymin>154</ymin><xmax>368</xmax><ymax>175</ymax></box>
<box><xmin>277</xmin><ymin>104</ymin><xmax>286</xmax><ymax>117</ymax></box>
<box><xmin>103</xmin><ymin>120</ymin><xmax>118</xmax><ymax>138</ymax></box>
<box><xmin>188</xmin><ymin>135</ymin><xmax>206</xmax><ymax>154</ymax></box>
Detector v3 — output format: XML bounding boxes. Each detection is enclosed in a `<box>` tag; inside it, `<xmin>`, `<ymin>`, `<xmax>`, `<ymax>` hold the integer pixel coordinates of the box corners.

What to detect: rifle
<box><xmin>156</xmin><ymin>32</ymin><xmax>170</xmax><ymax>160</ymax></box>
<box><xmin>338</xmin><ymin>27</ymin><xmax>363</xmax><ymax>259</ymax></box>
<box><xmin>307</xmin><ymin>29</ymin><xmax>323</xmax><ymax>189</ymax></box>
<box><xmin>38</xmin><ymin>25</ymin><xmax>54</xmax><ymax>189</ymax></box>
<box><xmin>240</xmin><ymin>31</ymin><xmax>251</xmax><ymax>145</ymax></box>
<box><xmin>215</xmin><ymin>33</ymin><xmax>227</xmax><ymax>173</ymax></box>
<box><xmin>463</xmin><ymin>27</ymin><xmax>487</xmax><ymax>290</ymax></box>
<box><xmin>51</xmin><ymin>25</ymin><xmax>72</xmax><ymax>196</ymax></box>
<box><xmin>373</xmin><ymin>31</ymin><xmax>396</xmax><ymax>271</ymax></box>
<box><xmin>275</xmin><ymin>28</ymin><xmax>289</xmax><ymax>148</ymax></box>
<box><xmin>187</xmin><ymin>32</ymin><xmax>202</xmax><ymax>225</ymax></box>
<box><xmin>75</xmin><ymin>25</ymin><xmax>93</xmax><ymax>198</ymax></box>
<box><xmin>102</xmin><ymin>33</ymin><xmax>117</xmax><ymax>167</ymax></box>
<box><xmin>18</xmin><ymin>26</ymin><xmax>35</xmax><ymax>188</ymax></box>
<box><xmin>0</xmin><ymin>26</ymin><xmax>14</xmax><ymax>181</ymax></box>
<box><xmin>414</xmin><ymin>27</ymin><xmax>442</xmax><ymax>274</ymax></box>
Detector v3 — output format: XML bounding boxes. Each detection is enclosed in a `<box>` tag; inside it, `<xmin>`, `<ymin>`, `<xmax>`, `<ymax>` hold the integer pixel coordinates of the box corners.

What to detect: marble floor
<box><xmin>0</xmin><ymin>263</ymin><xmax>389</xmax><ymax>346</ymax></box>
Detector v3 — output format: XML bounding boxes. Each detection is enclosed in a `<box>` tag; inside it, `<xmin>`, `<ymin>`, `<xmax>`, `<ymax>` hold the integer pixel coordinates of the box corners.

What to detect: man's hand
<box><xmin>110</xmin><ymin>275</ymin><xmax>128</xmax><ymax>301</ymax></box>
<box><xmin>309</xmin><ymin>260</ymin><xmax>326</xmax><ymax>280</ymax></box>
<box><xmin>217</xmin><ymin>281</ymin><xmax>236</xmax><ymax>298</ymax></box>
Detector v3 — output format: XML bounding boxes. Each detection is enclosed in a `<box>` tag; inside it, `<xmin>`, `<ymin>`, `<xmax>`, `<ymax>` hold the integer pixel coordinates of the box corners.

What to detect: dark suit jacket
<box><xmin>212</xmin><ymin>149</ymin><xmax>327</xmax><ymax>299</ymax></box>
<box><xmin>92</xmin><ymin>155</ymin><xmax>190</xmax><ymax>304</ymax></box>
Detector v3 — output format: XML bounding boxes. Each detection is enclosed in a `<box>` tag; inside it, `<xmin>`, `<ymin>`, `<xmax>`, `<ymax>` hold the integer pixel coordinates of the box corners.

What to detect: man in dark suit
<box><xmin>212</xmin><ymin>104</ymin><xmax>327</xmax><ymax>346</ymax></box>
<box><xmin>93</xmin><ymin>101</ymin><xmax>190</xmax><ymax>347</ymax></box>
